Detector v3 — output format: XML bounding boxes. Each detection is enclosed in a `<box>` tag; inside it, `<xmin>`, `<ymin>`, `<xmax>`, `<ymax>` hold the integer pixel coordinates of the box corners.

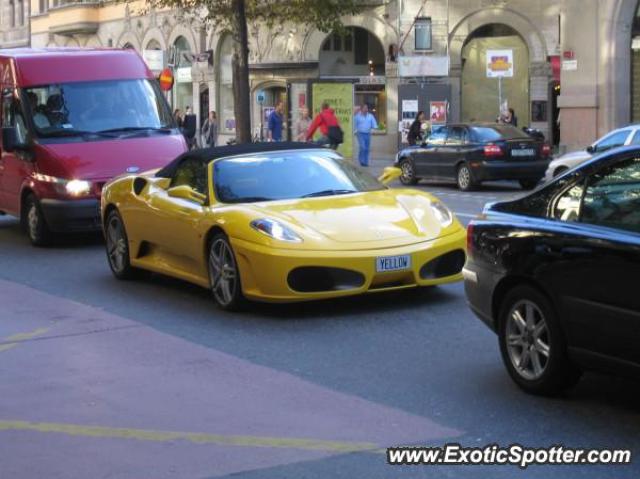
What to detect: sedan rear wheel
<box><xmin>553</xmin><ymin>166</ymin><xmax>569</xmax><ymax>178</ymax></box>
<box><xmin>399</xmin><ymin>158</ymin><xmax>419</xmax><ymax>185</ymax></box>
<box><xmin>519</xmin><ymin>179</ymin><xmax>538</xmax><ymax>190</ymax></box>
<box><xmin>208</xmin><ymin>233</ymin><xmax>245</xmax><ymax>311</ymax></box>
<box><xmin>498</xmin><ymin>285</ymin><xmax>581</xmax><ymax>395</ymax></box>
<box><xmin>456</xmin><ymin>164</ymin><xmax>477</xmax><ymax>191</ymax></box>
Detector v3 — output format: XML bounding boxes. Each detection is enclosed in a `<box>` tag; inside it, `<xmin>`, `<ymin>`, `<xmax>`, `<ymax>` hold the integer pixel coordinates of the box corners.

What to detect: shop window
<box><xmin>355</xmin><ymin>84</ymin><xmax>386</xmax><ymax>132</ymax></box>
<box><xmin>415</xmin><ymin>17</ymin><xmax>432</xmax><ymax>51</ymax></box>
<box><xmin>354</xmin><ymin>28</ymin><xmax>369</xmax><ymax>65</ymax></box>
<box><xmin>333</xmin><ymin>34</ymin><xmax>342</xmax><ymax>52</ymax></box>
<box><xmin>344</xmin><ymin>33</ymin><xmax>353</xmax><ymax>52</ymax></box>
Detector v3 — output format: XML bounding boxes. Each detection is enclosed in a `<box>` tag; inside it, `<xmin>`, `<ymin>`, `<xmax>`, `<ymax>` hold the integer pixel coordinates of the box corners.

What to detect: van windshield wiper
<box><xmin>41</xmin><ymin>129</ymin><xmax>117</xmax><ymax>139</ymax></box>
<box><xmin>98</xmin><ymin>126</ymin><xmax>173</xmax><ymax>135</ymax></box>
<box><xmin>302</xmin><ymin>189</ymin><xmax>357</xmax><ymax>198</ymax></box>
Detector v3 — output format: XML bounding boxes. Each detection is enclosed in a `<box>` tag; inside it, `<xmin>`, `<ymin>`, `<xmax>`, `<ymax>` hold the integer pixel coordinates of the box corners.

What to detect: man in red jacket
<box><xmin>306</xmin><ymin>102</ymin><xmax>341</xmax><ymax>149</ymax></box>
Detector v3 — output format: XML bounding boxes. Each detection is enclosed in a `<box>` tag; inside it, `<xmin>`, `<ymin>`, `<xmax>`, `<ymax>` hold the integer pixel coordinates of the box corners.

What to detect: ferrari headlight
<box><xmin>65</xmin><ymin>179</ymin><xmax>92</xmax><ymax>197</ymax></box>
<box><xmin>251</xmin><ymin>218</ymin><xmax>302</xmax><ymax>243</ymax></box>
<box><xmin>431</xmin><ymin>201</ymin><xmax>453</xmax><ymax>227</ymax></box>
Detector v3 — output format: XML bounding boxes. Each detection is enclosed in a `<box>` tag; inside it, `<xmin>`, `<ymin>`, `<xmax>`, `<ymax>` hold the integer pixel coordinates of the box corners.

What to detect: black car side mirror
<box><xmin>586</xmin><ymin>145</ymin><xmax>595</xmax><ymax>154</ymax></box>
<box><xmin>2</xmin><ymin>127</ymin><xmax>29</xmax><ymax>153</ymax></box>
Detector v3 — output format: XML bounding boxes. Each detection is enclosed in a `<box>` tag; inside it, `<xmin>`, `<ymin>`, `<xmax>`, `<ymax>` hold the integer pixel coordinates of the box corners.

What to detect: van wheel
<box><xmin>23</xmin><ymin>194</ymin><xmax>53</xmax><ymax>247</ymax></box>
<box><xmin>105</xmin><ymin>209</ymin><xmax>139</xmax><ymax>280</ymax></box>
<box><xmin>457</xmin><ymin>164</ymin><xmax>478</xmax><ymax>191</ymax></box>
<box><xmin>399</xmin><ymin>158</ymin><xmax>419</xmax><ymax>185</ymax></box>
<box><xmin>498</xmin><ymin>285</ymin><xmax>581</xmax><ymax>396</ymax></box>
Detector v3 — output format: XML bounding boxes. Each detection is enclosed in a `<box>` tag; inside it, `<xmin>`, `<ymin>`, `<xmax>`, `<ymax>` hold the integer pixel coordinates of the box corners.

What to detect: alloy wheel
<box><xmin>458</xmin><ymin>165</ymin><xmax>471</xmax><ymax>190</ymax></box>
<box><xmin>400</xmin><ymin>161</ymin><xmax>414</xmax><ymax>183</ymax></box>
<box><xmin>209</xmin><ymin>238</ymin><xmax>239</xmax><ymax>307</ymax></box>
<box><xmin>106</xmin><ymin>214</ymin><xmax>128</xmax><ymax>274</ymax></box>
<box><xmin>505</xmin><ymin>299</ymin><xmax>550</xmax><ymax>381</ymax></box>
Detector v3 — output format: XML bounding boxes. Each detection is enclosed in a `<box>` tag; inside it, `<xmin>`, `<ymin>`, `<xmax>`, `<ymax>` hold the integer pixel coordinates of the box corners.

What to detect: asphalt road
<box><xmin>1</xmin><ymin>179</ymin><xmax>639</xmax><ymax>479</ymax></box>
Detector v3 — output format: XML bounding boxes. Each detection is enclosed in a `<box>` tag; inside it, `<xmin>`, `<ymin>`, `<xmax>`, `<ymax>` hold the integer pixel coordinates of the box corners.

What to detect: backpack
<box><xmin>328</xmin><ymin>125</ymin><xmax>344</xmax><ymax>145</ymax></box>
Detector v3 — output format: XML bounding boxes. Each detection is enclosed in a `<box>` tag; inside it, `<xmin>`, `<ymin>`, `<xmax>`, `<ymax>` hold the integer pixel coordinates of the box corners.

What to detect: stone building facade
<box><xmin>0</xmin><ymin>0</ymin><xmax>29</xmax><ymax>47</ymax></box>
<box><xmin>3</xmin><ymin>0</ymin><xmax>638</xmax><ymax>154</ymax></box>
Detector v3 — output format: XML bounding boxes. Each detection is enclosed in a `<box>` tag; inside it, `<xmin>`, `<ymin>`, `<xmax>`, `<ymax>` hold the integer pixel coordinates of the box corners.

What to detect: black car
<box><xmin>464</xmin><ymin>145</ymin><xmax>640</xmax><ymax>395</ymax></box>
<box><xmin>395</xmin><ymin>123</ymin><xmax>552</xmax><ymax>191</ymax></box>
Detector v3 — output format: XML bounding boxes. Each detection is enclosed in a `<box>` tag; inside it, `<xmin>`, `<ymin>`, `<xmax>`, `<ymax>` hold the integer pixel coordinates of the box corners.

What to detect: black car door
<box><xmin>546</xmin><ymin>155</ymin><xmax>640</xmax><ymax>367</ymax></box>
<box><xmin>413</xmin><ymin>126</ymin><xmax>447</xmax><ymax>178</ymax></box>
<box><xmin>438</xmin><ymin>126</ymin><xmax>468</xmax><ymax>180</ymax></box>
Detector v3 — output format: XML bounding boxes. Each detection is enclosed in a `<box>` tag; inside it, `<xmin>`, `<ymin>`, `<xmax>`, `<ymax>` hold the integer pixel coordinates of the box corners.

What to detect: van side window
<box><xmin>2</xmin><ymin>89</ymin><xmax>27</xmax><ymax>144</ymax></box>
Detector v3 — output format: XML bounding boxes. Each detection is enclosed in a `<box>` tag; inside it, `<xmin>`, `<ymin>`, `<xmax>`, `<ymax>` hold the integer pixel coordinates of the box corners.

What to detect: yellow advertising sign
<box><xmin>311</xmin><ymin>82</ymin><xmax>353</xmax><ymax>158</ymax></box>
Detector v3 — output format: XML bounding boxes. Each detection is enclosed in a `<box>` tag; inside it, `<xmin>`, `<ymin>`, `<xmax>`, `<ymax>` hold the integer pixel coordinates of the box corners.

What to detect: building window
<box><xmin>355</xmin><ymin>84</ymin><xmax>386</xmax><ymax>132</ymax></box>
<box><xmin>219</xmin><ymin>35</ymin><xmax>235</xmax><ymax>133</ymax></box>
<box><xmin>9</xmin><ymin>0</ymin><xmax>15</xmax><ymax>28</ymax></box>
<box><xmin>415</xmin><ymin>17</ymin><xmax>432</xmax><ymax>51</ymax></box>
<box><xmin>39</xmin><ymin>0</ymin><xmax>46</xmax><ymax>14</ymax></box>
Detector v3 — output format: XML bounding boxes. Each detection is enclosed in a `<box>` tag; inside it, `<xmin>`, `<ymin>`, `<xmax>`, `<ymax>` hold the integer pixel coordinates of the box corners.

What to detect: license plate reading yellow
<box><xmin>376</xmin><ymin>254</ymin><xmax>412</xmax><ymax>273</ymax></box>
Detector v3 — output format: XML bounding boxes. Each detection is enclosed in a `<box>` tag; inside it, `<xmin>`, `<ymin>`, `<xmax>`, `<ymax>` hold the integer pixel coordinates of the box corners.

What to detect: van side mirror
<box><xmin>378</xmin><ymin>166</ymin><xmax>402</xmax><ymax>185</ymax></box>
<box><xmin>167</xmin><ymin>185</ymin><xmax>206</xmax><ymax>205</ymax></box>
<box><xmin>2</xmin><ymin>127</ymin><xmax>29</xmax><ymax>153</ymax></box>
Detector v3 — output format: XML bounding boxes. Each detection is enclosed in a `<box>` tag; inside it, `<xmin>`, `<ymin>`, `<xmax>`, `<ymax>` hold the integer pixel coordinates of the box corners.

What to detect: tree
<box><xmin>142</xmin><ymin>0</ymin><xmax>368</xmax><ymax>143</ymax></box>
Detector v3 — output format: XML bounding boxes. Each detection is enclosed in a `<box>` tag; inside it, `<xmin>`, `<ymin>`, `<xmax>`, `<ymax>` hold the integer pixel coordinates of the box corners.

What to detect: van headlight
<box><xmin>251</xmin><ymin>218</ymin><xmax>302</xmax><ymax>243</ymax></box>
<box><xmin>65</xmin><ymin>180</ymin><xmax>92</xmax><ymax>197</ymax></box>
<box><xmin>431</xmin><ymin>201</ymin><xmax>453</xmax><ymax>227</ymax></box>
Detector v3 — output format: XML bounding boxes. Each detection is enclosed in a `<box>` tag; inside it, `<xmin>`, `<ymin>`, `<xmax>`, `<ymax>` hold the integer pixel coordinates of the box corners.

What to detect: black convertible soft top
<box><xmin>156</xmin><ymin>142</ymin><xmax>325</xmax><ymax>178</ymax></box>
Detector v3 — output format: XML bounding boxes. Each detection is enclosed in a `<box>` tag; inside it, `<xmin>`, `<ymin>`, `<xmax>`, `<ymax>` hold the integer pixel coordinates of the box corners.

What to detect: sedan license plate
<box><xmin>511</xmin><ymin>148</ymin><xmax>535</xmax><ymax>157</ymax></box>
<box><xmin>376</xmin><ymin>254</ymin><xmax>412</xmax><ymax>273</ymax></box>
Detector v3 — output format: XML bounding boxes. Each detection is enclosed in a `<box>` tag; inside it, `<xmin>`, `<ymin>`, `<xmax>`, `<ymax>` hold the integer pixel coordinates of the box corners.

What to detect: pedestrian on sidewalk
<box><xmin>267</xmin><ymin>101</ymin><xmax>284</xmax><ymax>142</ymax></box>
<box><xmin>354</xmin><ymin>103</ymin><xmax>378</xmax><ymax>167</ymax></box>
<box><xmin>407</xmin><ymin>111</ymin><xmax>426</xmax><ymax>146</ymax></box>
<box><xmin>306</xmin><ymin>102</ymin><xmax>342</xmax><ymax>150</ymax></box>
<box><xmin>295</xmin><ymin>107</ymin><xmax>311</xmax><ymax>142</ymax></box>
<box><xmin>202</xmin><ymin>111</ymin><xmax>218</xmax><ymax>147</ymax></box>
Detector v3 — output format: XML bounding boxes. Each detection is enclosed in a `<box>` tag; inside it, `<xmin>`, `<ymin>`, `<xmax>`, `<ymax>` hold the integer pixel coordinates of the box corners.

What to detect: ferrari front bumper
<box><xmin>230</xmin><ymin>227</ymin><xmax>466</xmax><ymax>303</ymax></box>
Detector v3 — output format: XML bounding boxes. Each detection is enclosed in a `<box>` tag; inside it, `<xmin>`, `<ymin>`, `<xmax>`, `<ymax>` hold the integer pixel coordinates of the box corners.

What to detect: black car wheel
<box><xmin>519</xmin><ymin>179</ymin><xmax>539</xmax><ymax>190</ymax></box>
<box><xmin>105</xmin><ymin>209</ymin><xmax>139</xmax><ymax>280</ymax></box>
<box><xmin>399</xmin><ymin>158</ymin><xmax>419</xmax><ymax>185</ymax></box>
<box><xmin>456</xmin><ymin>163</ymin><xmax>477</xmax><ymax>191</ymax></box>
<box><xmin>553</xmin><ymin>166</ymin><xmax>569</xmax><ymax>178</ymax></box>
<box><xmin>23</xmin><ymin>194</ymin><xmax>53</xmax><ymax>247</ymax></box>
<box><xmin>498</xmin><ymin>285</ymin><xmax>581</xmax><ymax>396</ymax></box>
<box><xmin>208</xmin><ymin>233</ymin><xmax>246</xmax><ymax>311</ymax></box>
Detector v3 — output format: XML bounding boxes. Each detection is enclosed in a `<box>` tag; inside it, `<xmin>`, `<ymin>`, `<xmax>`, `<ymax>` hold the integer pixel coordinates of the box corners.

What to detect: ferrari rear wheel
<box><xmin>208</xmin><ymin>233</ymin><xmax>245</xmax><ymax>311</ymax></box>
<box><xmin>105</xmin><ymin>209</ymin><xmax>139</xmax><ymax>280</ymax></box>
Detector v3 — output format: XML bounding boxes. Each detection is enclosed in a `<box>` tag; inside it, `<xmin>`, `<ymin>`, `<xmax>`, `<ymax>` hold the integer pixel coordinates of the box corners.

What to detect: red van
<box><xmin>0</xmin><ymin>48</ymin><xmax>187</xmax><ymax>245</ymax></box>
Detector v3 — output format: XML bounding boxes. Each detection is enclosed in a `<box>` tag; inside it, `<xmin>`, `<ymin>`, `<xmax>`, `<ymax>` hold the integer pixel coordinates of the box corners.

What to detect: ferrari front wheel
<box><xmin>208</xmin><ymin>233</ymin><xmax>245</xmax><ymax>311</ymax></box>
<box><xmin>105</xmin><ymin>209</ymin><xmax>139</xmax><ymax>280</ymax></box>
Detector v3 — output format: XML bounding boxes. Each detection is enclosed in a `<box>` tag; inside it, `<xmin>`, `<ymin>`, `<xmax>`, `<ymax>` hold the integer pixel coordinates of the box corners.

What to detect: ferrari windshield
<box><xmin>213</xmin><ymin>150</ymin><xmax>385</xmax><ymax>203</ymax></box>
<box><xmin>24</xmin><ymin>79</ymin><xmax>174</xmax><ymax>138</ymax></box>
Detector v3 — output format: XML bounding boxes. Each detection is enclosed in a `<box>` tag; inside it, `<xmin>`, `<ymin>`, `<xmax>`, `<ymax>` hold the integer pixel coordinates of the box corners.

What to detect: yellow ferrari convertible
<box><xmin>101</xmin><ymin>143</ymin><xmax>466</xmax><ymax>310</ymax></box>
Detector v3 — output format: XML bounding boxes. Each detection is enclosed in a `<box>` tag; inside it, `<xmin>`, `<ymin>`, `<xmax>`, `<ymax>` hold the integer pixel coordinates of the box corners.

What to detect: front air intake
<box><xmin>287</xmin><ymin>267</ymin><xmax>365</xmax><ymax>293</ymax></box>
<box><xmin>420</xmin><ymin>250</ymin><xmax>466</xmax><ymax>280</ymax></box>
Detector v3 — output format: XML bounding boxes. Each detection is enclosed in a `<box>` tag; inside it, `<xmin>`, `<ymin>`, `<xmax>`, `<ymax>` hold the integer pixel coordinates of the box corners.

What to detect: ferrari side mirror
<box><xmin>378</xmin><ymin>166</ymin><xmax>402</xmax><ymax>185</ymax></box>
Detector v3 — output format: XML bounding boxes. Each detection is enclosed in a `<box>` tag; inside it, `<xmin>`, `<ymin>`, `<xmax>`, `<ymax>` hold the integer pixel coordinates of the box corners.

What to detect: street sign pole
<box><xmin>498</xmin><ymin>77</ymin><xmax>503</xmax><ymax>119</ymax></box>
<box><xmin>256</xmin><ymin>90</ymin><xmax>265</xmax><ymax>142</ymax></box>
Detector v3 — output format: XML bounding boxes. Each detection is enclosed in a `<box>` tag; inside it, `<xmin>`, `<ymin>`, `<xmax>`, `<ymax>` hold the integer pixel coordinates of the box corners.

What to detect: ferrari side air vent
<box><xmin>133</xmin><ymin>177</ymin><xmax>148</xmax><ymax>195</ymax></box>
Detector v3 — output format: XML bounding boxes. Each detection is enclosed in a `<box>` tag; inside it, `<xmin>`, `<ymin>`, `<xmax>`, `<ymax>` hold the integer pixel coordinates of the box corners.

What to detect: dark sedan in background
<box><xmin>396</xmin><ymin>123</ymin><xmax>552</xmax><ymax>191</ymax></box>
<box><xmin>464</xmin><ymin>146</ymin><xmax>640</xmax><ymax>395</ymax></box>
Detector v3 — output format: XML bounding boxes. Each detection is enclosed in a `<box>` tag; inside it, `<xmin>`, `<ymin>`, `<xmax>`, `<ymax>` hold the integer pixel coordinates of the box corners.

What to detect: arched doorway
<box><xmin>173</xmin><ymin>35</ymin><xmax>193</xmax><ymax>113</ymax></box>
<box><xmin>461</xmin><ymin>24</ymin><xmax>529</xmax><ymax>125</ymax></box>
<box><xmin>631</xmin><ymin>2</ymin><xmax>640</xmax><ymax>122</ymax></box>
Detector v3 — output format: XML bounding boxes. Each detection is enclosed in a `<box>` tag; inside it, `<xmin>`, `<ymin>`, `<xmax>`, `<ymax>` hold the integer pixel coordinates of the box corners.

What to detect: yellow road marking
<box><xmin>0</xmin><ymin>327</ymin><xmax>50</xmax><ymax>353</ymax></box>
<box><xmin>0</xmin><ymin>420</ymin><xmax>379</xmax><ymax>453</ymax></box>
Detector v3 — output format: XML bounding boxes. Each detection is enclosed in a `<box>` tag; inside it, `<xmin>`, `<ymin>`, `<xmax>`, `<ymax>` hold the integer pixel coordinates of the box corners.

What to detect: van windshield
<box><xmin>24</xmin><ymin>79</ymin><xmax>174</xmax><ymax>138</ymax></box>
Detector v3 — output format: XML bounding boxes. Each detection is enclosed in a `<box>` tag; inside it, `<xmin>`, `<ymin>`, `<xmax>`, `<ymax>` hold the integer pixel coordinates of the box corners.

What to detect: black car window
<box><xmin>170</xmin><ymin>157</ymin><xmax>208</xmax><ymax>196</ymax></box>
<box><xmin>428</xmin><ymin>126</ymin><xmax>447</xmax><ymax>145</ymax></box>
<box><xmin>553</xmin><ymin>184</ymin><xmax>585</xmax><ymax>222</ymax></box>
<box><xmin>594</xmin><ymin>130</ymin><xmax>630</xmax><ymax>153</ymax></box>
<box><xmin>446</xmin><ymin>127</ymin><xmax>466</xmax><ymax>145</ymax></box>
<box><xmin>580</xmin><ymin>157</ymin><xmax>640</xmax><ymax>233</ymax></box>
<box><xmin>471</xmin><ymin>125</ymin><xmax>528</xmax><ymax>142</ymax></box>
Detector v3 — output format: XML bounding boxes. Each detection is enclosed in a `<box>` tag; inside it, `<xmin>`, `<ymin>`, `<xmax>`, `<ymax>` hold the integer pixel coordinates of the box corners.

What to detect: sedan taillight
<box><xmin>541</xmin><ymin>144</ymin><xmax>552</xmax><ymax>157</ymax></box>
<box><xmin>466</xmin><ymin>223</ymin><xmax>475</xmax><ymax>255</ymax></box>
<box><xmin>484</xmin><ymin>144</ymin><xmax>503</xmax><ymax>157</ymax></box>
